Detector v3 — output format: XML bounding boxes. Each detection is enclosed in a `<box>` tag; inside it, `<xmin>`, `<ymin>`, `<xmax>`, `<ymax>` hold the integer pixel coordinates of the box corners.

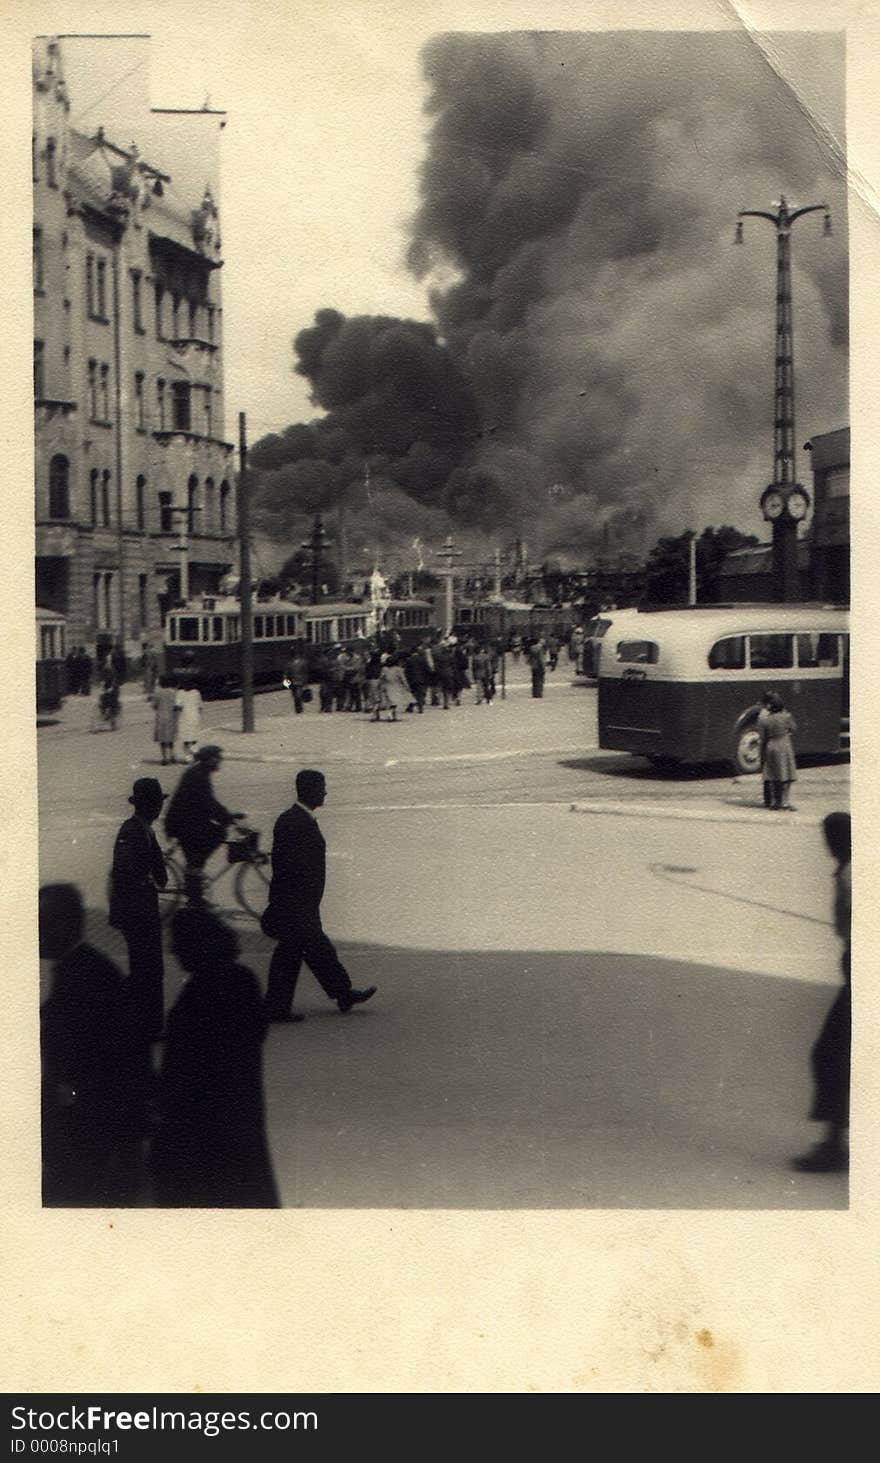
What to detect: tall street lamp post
<box><xmin>735</xmin><ymin>195</ymin><xmax>831</xmax><ymax>602</ymax></box>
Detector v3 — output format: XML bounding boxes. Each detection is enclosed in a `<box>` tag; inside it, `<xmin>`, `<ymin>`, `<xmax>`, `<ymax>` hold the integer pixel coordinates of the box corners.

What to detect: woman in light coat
<box><xmin>175</xmin><ymin>679</ymin><xmax>203</xmax><ymax>762</ymax></box>
<box><xmin>152</xmin><ymin>675</ymin><xmax>179</xmax><ymax>765</ymax></box>
<box><xmin>759</xmin><ymin>692</ymin><xmax>797</xmax><ymax>810</ymax></box>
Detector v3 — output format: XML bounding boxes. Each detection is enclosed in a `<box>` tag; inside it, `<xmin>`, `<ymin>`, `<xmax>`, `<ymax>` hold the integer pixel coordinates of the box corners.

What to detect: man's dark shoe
<box><xmin>338</xmin><ymin>985</ymin><xmax>377</xmax><ymax>1013</ymax></box>
<box><xmin>265</xmin><ymin>1011</ymin><xmax>305</xmax><ymax>1024</ymax></box>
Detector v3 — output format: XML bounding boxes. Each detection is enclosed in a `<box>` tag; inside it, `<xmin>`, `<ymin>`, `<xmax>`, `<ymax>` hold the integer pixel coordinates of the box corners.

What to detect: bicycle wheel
<box><xmin>158</xmin><ymin>852</ymin><xmax>185</xmax><ymax>923</ymax></box>
<box><xmin>234</xmin><ymin>857</ymin><xmax>271</xmax><ymax>920</ymax></box>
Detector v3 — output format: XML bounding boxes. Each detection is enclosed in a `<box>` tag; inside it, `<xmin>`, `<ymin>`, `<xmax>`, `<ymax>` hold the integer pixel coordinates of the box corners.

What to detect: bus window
<box><xmin>177</xmin><ymin>617</ymin><xmax>200</xmax><ymax>643</ymax></box>
<box><xmin>254</xmin><ymin>615</ymin><xmax>264</xmax><ymax>639</ymax></box>
<box><xmin>708</xmin><ymin>636</ymin><xmax>746</xmax><ymax>670</ymax></box>
<box><xmin>797</xmin><ymin>632</ymin><xmax>839</xmax><ymax>668</ymax></box>
<box><xmin>212</xmin><ymin>616</ymin><xmax>224</xmax><ymax>642</ymax></box>
<box><xmin>749</xmin><ymin>633</ymin><xmax>793</xmax><ymax>669</ymax></box>
<box><xmin>616</xmin><ymin>640</ymin><xmax>658</xmax><ymax>665</ymax></box>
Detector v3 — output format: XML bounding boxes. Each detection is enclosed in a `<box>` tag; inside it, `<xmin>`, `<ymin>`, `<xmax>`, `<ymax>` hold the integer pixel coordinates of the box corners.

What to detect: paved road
<box><xmin>37</xmin><ymin>664</ymin><xmax>851</xmax><ymax>1208</ymax></box>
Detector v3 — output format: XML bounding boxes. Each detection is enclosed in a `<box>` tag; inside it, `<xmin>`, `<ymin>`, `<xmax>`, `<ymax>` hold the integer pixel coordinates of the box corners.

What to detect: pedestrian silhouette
<box><xmin>40</xmin><ymin>883</ymin><xmax>147</xmax><ymax>1206</ymax></box>
<box><xmin>792</xmin><ymin>812</ymin><xmax>851</xmax><ymax>1173</ymax></box>
<box><xmin>150</xmin><ymin>907</ymin><xmax>279</xmax><ymax>1207</ymax></box>
<box><xmin>108</xmin><ymin>777</ymin><xmax>169</xmax><ymax>1042</ymax></box>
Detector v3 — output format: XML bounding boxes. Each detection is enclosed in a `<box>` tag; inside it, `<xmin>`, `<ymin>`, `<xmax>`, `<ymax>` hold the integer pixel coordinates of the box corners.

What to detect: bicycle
<box><xmin>90</xmin><ymin>686</ymin><xmax>121</xmax><ymax>732</ymax></box>
<box><xmin>157</xmin><ymin>819</ymin><xmax>271</xmax><ymax>923</ymax></box>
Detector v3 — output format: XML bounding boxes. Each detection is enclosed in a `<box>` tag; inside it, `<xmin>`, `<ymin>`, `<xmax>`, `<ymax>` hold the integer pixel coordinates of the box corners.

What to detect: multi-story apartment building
<box><xmin>33</xmin><ymin>35</ymin><xmax>236</xmax><ymax>664</ymax></box>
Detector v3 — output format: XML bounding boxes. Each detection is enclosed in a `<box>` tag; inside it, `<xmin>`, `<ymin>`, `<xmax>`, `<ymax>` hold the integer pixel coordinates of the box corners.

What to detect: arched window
<box><xmin>101</xmin><ymin>470</ymin><xmax>111</xmax><ymax>527</ymax></box>
<box><xmin>203</xmin><ymin>477</ymin><xmax>215</xmax><ymax>534</ymax></box>
<box><xmin>48</xmin><ymin>455</ymin><xmax>69</xmax><ymax>519</ymax></box>
<box><xmin>187</xmin><ymin>475</ymin><xmax>198</xmax><ymax>535</ymax></box>
<box><xmin>90</xmin><ymin>468</ymin><xmax>99</xmax><ymax>525</ymax></box>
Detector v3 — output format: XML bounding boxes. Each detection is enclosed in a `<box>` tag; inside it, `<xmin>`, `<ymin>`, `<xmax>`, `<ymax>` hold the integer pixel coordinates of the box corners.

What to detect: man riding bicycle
<box><xmin>163</xmin><ymin>745</ymin><xmax>242</xmax><ymax>906</ymax></box>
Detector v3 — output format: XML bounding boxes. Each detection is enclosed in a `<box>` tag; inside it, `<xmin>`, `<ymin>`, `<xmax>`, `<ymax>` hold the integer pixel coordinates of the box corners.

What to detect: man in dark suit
<box><xmin>109</xmin><ymin>776</ymin><xmax>168</xmax><ymax>1042</ymax></box>
<box><xmin>262</xmin><ymin>768</ymin><xmax>377</xmax><ymax>1023</ymax></box>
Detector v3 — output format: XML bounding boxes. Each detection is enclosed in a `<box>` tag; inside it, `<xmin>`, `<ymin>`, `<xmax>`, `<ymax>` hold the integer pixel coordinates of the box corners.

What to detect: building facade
<box><xmin>804</xmin><ymin>427</ymin><xmax>849</xmax><ymax>604</ymax></box>
<box><xmin>33</xmin><ymin>36</ymin><xmax>236</xmax><ymax>664</ymax></box>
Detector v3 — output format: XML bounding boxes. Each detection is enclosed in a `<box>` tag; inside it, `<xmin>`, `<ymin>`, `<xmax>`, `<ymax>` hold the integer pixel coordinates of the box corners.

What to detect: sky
<box><xmin>8</xmin><ymin>0</ymin><xmax>867</xmax><ymax>570</ymax></box>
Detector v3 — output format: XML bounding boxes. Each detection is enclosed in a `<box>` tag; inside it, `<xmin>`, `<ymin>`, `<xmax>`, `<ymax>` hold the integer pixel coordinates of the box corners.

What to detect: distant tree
<box><xmin>642</xmin><ymin>526</ymin><xmax>759</xmax><ymax>605</ymax></box>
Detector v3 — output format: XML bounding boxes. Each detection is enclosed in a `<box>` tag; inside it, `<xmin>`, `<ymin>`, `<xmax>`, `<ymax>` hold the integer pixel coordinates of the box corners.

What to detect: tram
<box><xmin>163</xmin><ymin>595</ymin><xmax>437</xmax><ymax>695</ymax></box>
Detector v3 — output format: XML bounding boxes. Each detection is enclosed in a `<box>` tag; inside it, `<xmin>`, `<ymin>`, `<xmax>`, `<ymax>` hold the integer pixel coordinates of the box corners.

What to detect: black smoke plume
<box><xmin>253</xmin><ymin>30</ymin><xmax>846</xmax><ymax>571</ymax></box>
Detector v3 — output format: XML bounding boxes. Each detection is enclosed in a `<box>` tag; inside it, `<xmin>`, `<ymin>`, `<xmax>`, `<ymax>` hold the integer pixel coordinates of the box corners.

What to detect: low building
<box><xmin>33</xmin><ymin>35</ymin><xmax>236</xmax><ymax>667</ymax></box>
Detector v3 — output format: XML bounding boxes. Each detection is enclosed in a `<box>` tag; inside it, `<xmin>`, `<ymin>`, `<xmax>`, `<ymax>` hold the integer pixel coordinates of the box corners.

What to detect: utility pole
<box><xmin>735</xmin><ymin>195</ymin><xmax>830</xmax><ymax>601</ymax></box>
<box><xmin>435</xmin><ymin>534</ymin><xmax>463</xmax><ymax>636</ymax></box>
<box><xmin>238</xmin><ymin>411</ymin><xmax>254</xmax><ymax>732</ymax></box>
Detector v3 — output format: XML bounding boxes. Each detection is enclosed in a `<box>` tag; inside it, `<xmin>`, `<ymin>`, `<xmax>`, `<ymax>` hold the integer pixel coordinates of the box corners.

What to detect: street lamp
<box><xmin>735</xmin><ymin>194</ymin><xmax>831</xmax><ymax>602</ymax></box>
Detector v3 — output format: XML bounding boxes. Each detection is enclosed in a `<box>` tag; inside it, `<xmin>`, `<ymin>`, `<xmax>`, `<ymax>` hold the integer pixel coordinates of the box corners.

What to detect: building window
<box><xmin>158</xmin><ymin>491</ymin><xmax>173</xmax><ymax>533</ymax></box>
<box><xmin>33</xmin><ymin>227</ymin><xmax>43</xmax><ymax>290</ymax></box>
<box><xmin>48</xmin><ymin>455</ymin><xmax>69</xmax><ymax>519</ymax></box>
<box><xmin>172</xmin><ymin>381</ymin><xmax>191</xmax><ymax>432</ymax></box>
<box><xmin>62</xmin><ymin>345</ymin><xmax>71</xmax><ymax>395</ymax></box>
<box><xmin>171</xmin><ymin>293</ymin><xmax>180</xmax><ymax>338</ymax></box>
<box><xmin>206</xmin><ymin>304</ymin><xmax>215</xmax><ymax>342</ymax></box>
<box><xmin>136</xmin><ymin>474</ymin><xmax>146</xmax><ymax>530</ymax></box>
<box><xmin>203</xmin><ymin>478</ymin><xmax>215</xmax><ymax>534</ymax></box>
<box><xmin>103</xmin><ymin>572</ymin><xmax>113</xmax><ymax>630</ymax></box>
<box><xmin>187</xmin><ymin>476</ymin><xmax>198</xmax><ymax>535</ymax></box>
<box><xmin>134</xmin><ymin>371</ymin><xmax>145</xmax><ymax>430</ymax></box>
<box><xmin>219</xmin><ymin>480</ymin><xmax>230</xmax><ymax>533</ymax></box>
<box><xmin>96</xmin><ymin>258</ymin><xmax>107</xmax><ymax>319</ymax></box>
<box><xmin>46</xmin><ymin>137</ymin><xmax>57</xmax><ymax>188</ymax></box>
<box><xmin>93</xmin><ymin>572</ymin><xmax>101</xmax><ymax>628</ymax></box>
<box><xmin>154</xmin><ymin>281</ymin><xmax>165</xmax><ymax>338</ymax></box>
<box><xmin>157</xmin><ymin>378</ymin><xmax>166</xmax><ymax>430</ymax></box>
<box><xmin>100</xmin><ymin>363</ymin><xmax>109</xmax><ymax>421</ymax></box>
<box><xmin>202</xmin><ymin>386</ymin><xmax>212</xmax><ymax>438</ymax></box>
<box><xmin>101</xmin><ymin>470</ymin><xmax>111</xmax><ymax>527</ymax></box>
<box><xmin>189</xmin><ymin>299</ymin><xmax>198</xmax><ymax>337</ymax></box>
<box><xmin>34</xmin><ymin>340</ymin><xmax>44</xmax><ymax>399</ymax></box>
<box><xmin>138</xmin><ymin>574</ymin><xmax>148</xmax><ymax>630</ymax></box>
<box><xmin>90</xmin><ymin>469</ymin><xmax>99</xmax><ymax>525</ymax></box>
<box><xmin>86</xmin><ymin>254</ymin><xmax>95</xmax><ymax>315</ymax></box>
<box><xmin>88</xmin><ymin>358</ymin><xmax>98</xmax><ymax>418</ymax></box>
<box><xmin>131</xmin><ymin>270</ymin><xmax>144</xmax><ymax>332</ymax></box>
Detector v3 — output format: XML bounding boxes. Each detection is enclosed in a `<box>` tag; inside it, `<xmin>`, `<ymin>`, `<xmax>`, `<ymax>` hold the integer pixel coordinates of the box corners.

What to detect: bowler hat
<box><xmin>129</xmin><ymin>776</ymin><xmax>168</xmax><ymax>806</ymax></box>
<box><xmin>194</xmin><ymin>744</ymin><xmax>223</xmax><ymax>762</ymax></box>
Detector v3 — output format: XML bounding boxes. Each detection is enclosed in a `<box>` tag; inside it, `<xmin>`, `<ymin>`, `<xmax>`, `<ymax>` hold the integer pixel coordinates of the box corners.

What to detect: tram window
<box><xmin>212</xmin><ymin>617</ymin><xmax>224</xmax><ymax>642</ymax></box>
<box><xmin>178</xmin><ymin>617</ymin><xmax>200</xmax><ymax>643</ymax></box>
<box><xmin>708</xmin><ymin>636</ymin><xmax>746</xmax><ymax>670</ymax></box>
<box><xmin>254</xmin><ymin>615</ymin><xmax>264</xmax><ymax>638</ymax></box>
<box><xmin>230</xmin><ymin>617</ymin><xmax>240</xmax><ymax>641</ymax></box>
<box><xmin>749</xmin><ymin>633</ymin><xmax>793</xmax><ymax>669</ymax></box>
<box><xmin>201</xmin><ymin>618</ymin><xmax>210</xmax><ymax>640</ymax></box>
<box><xmin>616</xmin><ymin>640</ymin><xmax>658</xmax><ymax>665</ymax></box>
<box><xmin>286</xmin><ymin>615</ymin><xmax>297</xmax><ymax>635</ymax></box>
<box><xmin>797</xmin><ymin>632</ymin><xmax>839</xmax><ymax>668</ymax></box>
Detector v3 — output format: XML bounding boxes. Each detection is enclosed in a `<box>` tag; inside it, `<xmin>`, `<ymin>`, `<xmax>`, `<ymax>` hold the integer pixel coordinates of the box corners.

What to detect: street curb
<box><xmin>569</xmin><ymin>800</ymin><xmax>828</xmax><ymax>827</ymax></box>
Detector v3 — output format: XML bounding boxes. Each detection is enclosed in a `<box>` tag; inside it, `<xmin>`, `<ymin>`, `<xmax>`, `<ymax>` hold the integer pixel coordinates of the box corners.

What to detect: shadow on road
<box><xmin>36</xmin><ymin>910</ymin><xmax>845</xmax><ymax>1211</ymax></box>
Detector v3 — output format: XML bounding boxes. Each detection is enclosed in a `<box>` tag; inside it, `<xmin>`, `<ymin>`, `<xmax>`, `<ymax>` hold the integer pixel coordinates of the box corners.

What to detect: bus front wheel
<box><xmin>733</xmin><ymin>721</ymin><xmax>763</xmax><ymax>776</ymax></box>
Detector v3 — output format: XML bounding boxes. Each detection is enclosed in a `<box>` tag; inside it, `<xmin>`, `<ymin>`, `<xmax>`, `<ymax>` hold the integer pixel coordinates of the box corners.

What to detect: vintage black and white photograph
<box><xmin>9</xmin><ymin>0</ymin><xmax>875</xmax><ymax>1396</ymax></box>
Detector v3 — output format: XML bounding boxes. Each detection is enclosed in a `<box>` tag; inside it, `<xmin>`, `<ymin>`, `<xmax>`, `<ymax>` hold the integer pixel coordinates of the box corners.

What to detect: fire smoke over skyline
<box><xmin>252</xmin><ymin>29</ymin><xmax>847</xmax><ymax>572</ymax></box>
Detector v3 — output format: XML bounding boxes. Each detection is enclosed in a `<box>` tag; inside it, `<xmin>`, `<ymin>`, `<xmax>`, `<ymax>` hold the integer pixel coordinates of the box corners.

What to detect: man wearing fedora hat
<box><xmin>109</xmin><ymin>777</ymin><xmax>169</xmax><ymax>1041</ymax></box>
